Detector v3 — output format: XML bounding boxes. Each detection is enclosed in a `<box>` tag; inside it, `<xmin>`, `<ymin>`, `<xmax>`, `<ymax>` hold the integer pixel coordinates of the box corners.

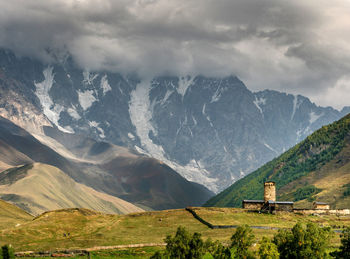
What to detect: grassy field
<box><xmin>1</xmin><ymin>206</ymin><xmax>350</xmax><ymax>258</ymax></box>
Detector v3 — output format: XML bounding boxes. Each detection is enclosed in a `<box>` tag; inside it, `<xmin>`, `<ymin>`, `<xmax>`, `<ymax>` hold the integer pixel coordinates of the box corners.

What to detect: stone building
<box><xmin>264</xmin><ymin>181</ymin><xmax>276</xmax><ymax>202</ymax></box>
<box><xmin>242</xmin><ymin>200</ymin><xmax>265</xmax><ymax>210</ymax></box>
<box><xmin>242</xmin><ymin>181</ymin><xmax>294</xmax><ymax>213</ymax></box>
<box><xmin>313</xmin><ymin>201</ymin><xmax>330</xmax><ymax>210</ymax></box>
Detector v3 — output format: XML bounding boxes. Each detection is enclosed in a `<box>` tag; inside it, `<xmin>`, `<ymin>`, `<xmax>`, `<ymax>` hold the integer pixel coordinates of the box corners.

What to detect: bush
<box><xmin>273</xmin><ymin>222</ymin><xmax>333</xmax><ymax>259</ymax></box>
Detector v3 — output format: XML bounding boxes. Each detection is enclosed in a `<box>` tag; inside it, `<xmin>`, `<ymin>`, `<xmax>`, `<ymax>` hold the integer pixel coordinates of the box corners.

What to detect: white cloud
<box><xmin>312</xmin><ymin>76</ymin><xmax>350</xmax><ymax>110</ymax></box>
<box><xmin>0</xmin><ymin>0</ymin><xmax>350</xmax><ymax>108</ymax></box>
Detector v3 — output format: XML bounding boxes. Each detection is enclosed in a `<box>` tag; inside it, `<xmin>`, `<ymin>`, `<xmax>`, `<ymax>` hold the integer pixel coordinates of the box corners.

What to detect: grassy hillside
<box><xmin>0</xmin><ymin>207</ymin><xmax>348</xmax><ymax>252</ymax></box>
<box><xmin>205</xmin><ymin>113</ymin><xmax>350</xmax><ymax>208</ymax></box>
<box><xmin>0</xmin><ymin>198</ymin><xmax>33</xmax><ymax>230</ymax></box>
<box><xmin>0</xmin><ymin>163</ymin><xmax>143</xmax><ymax>215</ymax></box>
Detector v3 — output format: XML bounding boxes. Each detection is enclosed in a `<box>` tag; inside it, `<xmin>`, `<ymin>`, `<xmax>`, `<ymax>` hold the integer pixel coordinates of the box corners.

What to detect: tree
<box><xmin>188</xmin><ymin>232</ymin><xmax>205</xmax><ymax>259</ymax></box>
<box><xmin>273</xmin><ymin>222</ymin><xmax>333</xmax><ymax>259</ymax></box>
<box><xmin>330</xmin><ymin>227</ymin><xmax>350</xmax><ymax>258</ymax></box>
<box><xmin>150</xmin><ymin>226</ymin><xmax>236</xmax><ymax>259</ymax></box>
<box><xmin>164</xmin><ymin>226</ymin><xmax>191</xmax><ymax>259</ymax></box>
<box><xmin>230</xmin><ymin>225</ymin><xmax>255</xmax><ymax>258</ymax></box>
<box><xmin>154</xmin><ymin>226</ymin><xmax>207</xmax><ymax>259</ymax></box>
<box><xmin>206</xmin><ymin>240</ymin><xmax>235</xmax><ymax>259</ymax></box>
<box><xmin>258</xmin><ymin>237</ymin><xmax>279</xmax><ymax>259</ymax></box>
<box><xmin>1</xmin><ymin>245</ymin><xmax>14</xmax><ymax>259</ymax></box>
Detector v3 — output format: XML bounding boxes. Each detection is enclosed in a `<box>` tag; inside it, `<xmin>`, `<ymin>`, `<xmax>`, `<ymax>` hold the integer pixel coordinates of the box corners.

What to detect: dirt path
<box><xmin>15</xmin><ymin>243</ymin><xmax>167</xmax><ymax>257</ymax></box>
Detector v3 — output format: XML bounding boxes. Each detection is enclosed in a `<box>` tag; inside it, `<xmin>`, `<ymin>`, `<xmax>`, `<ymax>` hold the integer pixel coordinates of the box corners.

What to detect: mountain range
<box><xmin>0</xmin><ymin>48</ymin><xmax>348</xmax><ymax>195</ymax></box>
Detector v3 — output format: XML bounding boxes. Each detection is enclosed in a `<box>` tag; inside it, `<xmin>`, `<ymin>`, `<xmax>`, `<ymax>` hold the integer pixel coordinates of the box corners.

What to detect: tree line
<box><xmin>151</xmin><ymin>222</ymin><xmax>350</xmax><ymax>259</ymax></box>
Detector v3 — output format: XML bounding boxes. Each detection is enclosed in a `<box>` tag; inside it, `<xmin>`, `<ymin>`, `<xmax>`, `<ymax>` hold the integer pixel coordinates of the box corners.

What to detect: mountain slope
<box><xmin>101</xmin><ymin>156</ymin><xmax>213</xmax><ymax>210</ymax></box>
<box><xmin>0</xmin><ymin>116</ymin><xmax>213</xmax><ymax>210</ymax></box>
<box><xmin>0</xmin><ymin>198</ymin><xmax>32</xmax><ymax>229</ymax></box>
<box><xmin>205</xmin><ymin>113</ymin><xmax>350</xmax><ymax>208</ymax></box>
<box><xmin>0</xmin><ymin>163</ymin><xmax>144</xmax><ymax>215</ymax></box>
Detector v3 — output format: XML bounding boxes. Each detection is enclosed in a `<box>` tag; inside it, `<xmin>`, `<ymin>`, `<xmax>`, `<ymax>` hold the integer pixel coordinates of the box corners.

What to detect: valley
<box><xmin>0</xmin><ymin>202</ymin><xmax>349</xmax><ymax>256</ymax></box>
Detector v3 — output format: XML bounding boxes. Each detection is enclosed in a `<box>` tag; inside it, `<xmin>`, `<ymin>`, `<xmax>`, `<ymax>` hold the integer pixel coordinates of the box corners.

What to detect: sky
<box><xmin>0</xmin><ymin>0</ymin><xmax>350</xmax><ymax>109</ymax></box>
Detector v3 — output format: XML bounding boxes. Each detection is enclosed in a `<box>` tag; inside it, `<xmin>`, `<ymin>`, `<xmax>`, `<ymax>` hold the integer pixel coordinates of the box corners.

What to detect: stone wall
<box><xmin>242</xmin><ymin>202</ymin><xmax>264</xmax><ymax>210</ymax></box>
<box><xmin>275</xmin><ymin>203</ymin><xmax>293</xmax><ymax>212</ymax></box>
<box><xmin>293</xmin><ymin>209</ymin><xmax>350</xmax><ymax>215</ymax></box>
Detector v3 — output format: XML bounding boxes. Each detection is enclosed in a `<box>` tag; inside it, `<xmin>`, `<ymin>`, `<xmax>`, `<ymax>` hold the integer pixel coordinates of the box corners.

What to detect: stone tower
<box><xmin>264</xmin><ymin>181</ymin><xmax>276</xmax><ymax>202</ymax></box>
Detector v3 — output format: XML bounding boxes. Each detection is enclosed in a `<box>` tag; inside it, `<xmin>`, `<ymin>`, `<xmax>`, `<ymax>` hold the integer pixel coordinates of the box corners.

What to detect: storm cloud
<box><xmin>0</xmin><ymin>0</ymin><xmax>350</xmax><ymax>109</ymax></box>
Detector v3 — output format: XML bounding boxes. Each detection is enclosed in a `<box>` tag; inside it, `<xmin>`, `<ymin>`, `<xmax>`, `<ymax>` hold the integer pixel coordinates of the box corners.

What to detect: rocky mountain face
<box><xmin>0</xmin><ymin>48</ymin><xmax>348</xmax><ymax>193</ymax></box>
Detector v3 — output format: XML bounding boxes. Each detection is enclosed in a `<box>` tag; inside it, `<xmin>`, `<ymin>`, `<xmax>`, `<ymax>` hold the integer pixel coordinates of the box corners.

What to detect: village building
<box><xmin>313</xmin><ymin>201</ymin><xmax>330</xmax><ymax>210</ymax></box>
<box><xmin>242</xmin><ymin>181</ymin><xmax>294</xmax><ymax>213</ymax></box>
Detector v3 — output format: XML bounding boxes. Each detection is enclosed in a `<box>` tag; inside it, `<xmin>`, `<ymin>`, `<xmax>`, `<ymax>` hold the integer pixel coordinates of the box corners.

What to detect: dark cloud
<box><xmin>0</xmin><ymin>0</ymin><xmax>350</xmax><ymax>108</ymax></box>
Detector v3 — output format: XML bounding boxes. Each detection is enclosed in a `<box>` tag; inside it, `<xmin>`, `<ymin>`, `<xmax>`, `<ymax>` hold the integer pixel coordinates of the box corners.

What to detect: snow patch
<box><xmin>100</xmin><ymin>74</ymin><xmax>112</xmax><ymax>95</ymax></box>
<box><xmin>202</xmin><ymin>104</ymin><xmax>206</xmax><ymax>115</ymax></box>
<box><xmin>240</xmin><ymin>171</ymin><xmax>245</xmax><ymax>177</ymax></box>
<box><xmin>129</xmin><ymin>80</ymin><xmax>165</xmax><ymax>159</ymax></box>
<box><xmin>67</xmin><ymin>107</ymin><xmax>80</xmax><ymax>120</ymax></box>
<box><xmin>134</xmin><ymin>145</ymin><xmax>147</xmax><ymax>154</ymax></box>
<box><xmin>161</xmin><ymin>89</ymin><xmax>173</xmax><ymax>105</ymax></box>
<box><xmin>192</xmin><ymin>115</ymin><xmax>198</xmax><ymax>126</ymax></box>
<box><xmin>253</xmin><ymin>96</ymin><xmax>266</xmax><ymax>115</ymax></box>
<box><xmin>78</xmin><ymin>90</ymin><xmax>97</xmax><ymax>110</ymax></box>
<box><xmin>35</xmin><ymin>67</ymin><xmax>73</xmax><ymax>133</ymax></box>
<box><xmin>88</xmin><ymin>120</ymin><xmax>105</xmax><ymax>138</ymax></box>
<box><xmin>210</xmin><ymin>83</ymin><xmax>225</xmax><ymax>103</ymax></box>
<box><xmin>82</xmin><ymin>70</ymin><xmax>98</xmax><ymax>85</ymax></box>
<box><xmin>290</xmin><ymin>95</ymin><xmax>301</xmax><ymax>121</ymax></box>
<box><xmin>128</xmin><ymin>132</ymin><xmax>135</xmax><ymax>140</ymax></box>
<box><xmin>264</xmin><ymin>142</ymin><xmax>278</xmax><ymax>154</ymax></box>
<box><xmin>309</xmin><ymin>111</ymin><xmax>323</xmax><ymax>124</ymax></box>
<box><xmin>168</xmin><ymin>159</ymin><xmax>219</xmax><ymax>193</ymax></box>
<box><xmin>211</xmin><ymin>90</ymin><xmax>221</xmax><ymax>103</ymax></box>
<box><xmin>177</xmin><ymin>76</ymin><xmax>194</xmax><ymax>97</ymax></box>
